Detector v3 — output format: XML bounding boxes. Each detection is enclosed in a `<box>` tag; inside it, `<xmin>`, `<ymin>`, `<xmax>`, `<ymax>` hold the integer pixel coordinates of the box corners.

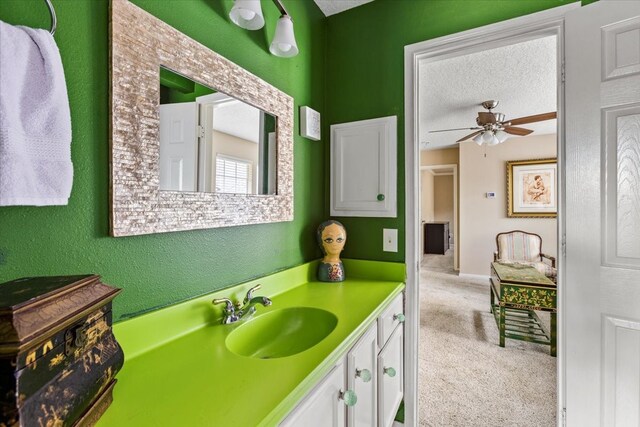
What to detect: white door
<box><xmin>280</xmin><ymin>361</ymin><xmax>347</xmax><ymax>427</ymax></box>
<box><xmin>159</xmin><ymin>102</ymin><xmax>198</xmax><ymax>191</ymax></box>
<box><xmin>347</xmin><ymin>323</ymin><xmax>378</xmax><ymax>427</ymax></box>
<box><xmin>330</xmin><ymin>116</ymin><xmax>397</xmax><ymax>217</ymax></box>
<box><xmin>565</xmin><ymin>2</ymin><xmax>640</xmax><ymax>426</ymax></box>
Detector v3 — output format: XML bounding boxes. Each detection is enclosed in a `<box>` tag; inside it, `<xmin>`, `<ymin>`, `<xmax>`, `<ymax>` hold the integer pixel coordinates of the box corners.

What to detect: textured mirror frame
<box><xmin>110</xmin><ymin>0</ymin><xmax>293</xmax><ymax>236</ymax></box>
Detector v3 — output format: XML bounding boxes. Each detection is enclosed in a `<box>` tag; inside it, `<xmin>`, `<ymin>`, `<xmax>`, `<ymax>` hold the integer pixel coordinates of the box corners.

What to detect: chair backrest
<box><xmin>496</xmin><ymin>230</ymin><xmax>542</xmax><ymax>262</ymax></box>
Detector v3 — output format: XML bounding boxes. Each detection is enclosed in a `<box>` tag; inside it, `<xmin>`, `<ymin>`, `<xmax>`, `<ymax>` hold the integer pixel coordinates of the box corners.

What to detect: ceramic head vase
<box><xmin>317</xmin><ymin>220</ymin><xmax>347</xmax><ymax>282</ymax></box>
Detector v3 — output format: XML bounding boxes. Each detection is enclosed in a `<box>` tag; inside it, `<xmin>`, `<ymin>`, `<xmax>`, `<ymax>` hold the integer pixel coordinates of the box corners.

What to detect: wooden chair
<box><xmin>494</xmin><ymin>230</ymin><xmax>557</xmax><ymax>282</ymax></box>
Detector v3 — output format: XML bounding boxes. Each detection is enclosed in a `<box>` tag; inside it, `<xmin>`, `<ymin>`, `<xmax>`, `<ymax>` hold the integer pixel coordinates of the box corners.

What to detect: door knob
<box><xmin>356</xmin><ymin>368</ymin><xmax>372</xmax><ymax>383</ymax></box>
<box><xmin>383</xmin><ymin>366</ymin><xmax>396</xmax><ymax>377</ymax></box>
<box><xmin>339</xmin><ymin>389</ymin><xmax>358</xmax><ymax>406</ymax></box>
<box><xmin>393</xmin><ymin>313</ymin><xmax>405</xmax><ymax>323</ymax></box>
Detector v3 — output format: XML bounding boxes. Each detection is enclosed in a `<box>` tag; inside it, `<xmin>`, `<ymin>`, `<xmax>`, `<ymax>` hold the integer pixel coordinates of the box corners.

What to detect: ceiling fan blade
<box><xmin>456</xmin><ymin>130</ymin><xmax>482</xmax><ymax>143</ymax></box>
<box><xmin>477</xmin><ymin>112</ymin><xmax>496</xmax><ymax>124</ymax></box>
<box><xmin>504</xmin><ymin>126</ymin><xmax>534</xmax><ymax>136</ymax></box>
<box><xmin>428</xmin><ymin>127</ymin><xmax>482</xmax><ymax>133</ymax></box>
<box><xmin>508</xmin><ymin>111</ymin><xmax>557</xmax><ymax>126</ymax></box>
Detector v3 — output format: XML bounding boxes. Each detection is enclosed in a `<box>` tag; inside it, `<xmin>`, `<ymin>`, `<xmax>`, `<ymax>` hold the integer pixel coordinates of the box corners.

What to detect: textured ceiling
<box><xmin>313</xmin><ymin>0</ymin><xmax>373</xmax><ymax>16</ymax></box>
<box><xmin>419</xmin><ymin>36</ymin><xmax>557</xmax><ymax>150</ymax></box>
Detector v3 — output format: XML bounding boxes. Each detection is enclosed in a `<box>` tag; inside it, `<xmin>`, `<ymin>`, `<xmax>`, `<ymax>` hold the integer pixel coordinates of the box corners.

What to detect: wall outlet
<box><xmin>383</xmin><ymin>228</ymin><xmax>398</xmax><ymax>252</ymax></box>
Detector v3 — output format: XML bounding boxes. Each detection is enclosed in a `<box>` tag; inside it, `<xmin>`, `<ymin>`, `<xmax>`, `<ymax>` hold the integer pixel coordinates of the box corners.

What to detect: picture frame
<box><xmin>506</xmin><ymin>158</ymin><xmax>557</xmax><ymax>218</ymax></box>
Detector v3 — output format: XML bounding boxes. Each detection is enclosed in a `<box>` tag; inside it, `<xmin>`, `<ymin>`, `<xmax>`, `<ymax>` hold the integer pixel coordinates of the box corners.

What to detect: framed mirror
<box><xmin>110</xmin><ymin>0</ymin><xmax>293</xmax><ymax>237</ymax></box>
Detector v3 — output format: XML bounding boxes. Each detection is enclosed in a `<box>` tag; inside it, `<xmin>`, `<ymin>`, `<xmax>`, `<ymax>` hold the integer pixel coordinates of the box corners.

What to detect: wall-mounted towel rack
<box><xmin>45</xmin><ymin>0</ymin><xmax>57</xmax><ymax>35</ymax></box>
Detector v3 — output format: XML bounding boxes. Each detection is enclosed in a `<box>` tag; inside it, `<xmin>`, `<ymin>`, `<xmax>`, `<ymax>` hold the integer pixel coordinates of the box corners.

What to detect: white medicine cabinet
<box><xmin>330</xmin><ymin>116</ymin><xmax>397</xmax><ymax>218</ymax></box>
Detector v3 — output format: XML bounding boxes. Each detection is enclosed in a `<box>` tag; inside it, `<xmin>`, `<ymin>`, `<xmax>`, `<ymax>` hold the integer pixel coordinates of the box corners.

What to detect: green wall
<box><xmin>0</xmin><ymin>0</ymin><xmax>593</xmax><ymax>321</ymax></box>
<box><xmin>324</xmin><ymin>0</ymin><xmax>585</xmax><ymax>263</ymax></box>
<box><xmin>0</xmin><ymin>0</ymin><xmax>326</xmax><ymax>321</ymax></box>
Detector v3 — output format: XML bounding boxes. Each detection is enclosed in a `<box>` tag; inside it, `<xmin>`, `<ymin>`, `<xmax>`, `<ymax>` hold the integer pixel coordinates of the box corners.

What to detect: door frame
<box><xmin>419</xmin><ymin>164</ymin><xmax>458</xmax><ymax>270</ymax></box>
<box><xmin>403</xmin><ymin>3</ymin><xmax>579</xmax><ymax>425</ymax></box>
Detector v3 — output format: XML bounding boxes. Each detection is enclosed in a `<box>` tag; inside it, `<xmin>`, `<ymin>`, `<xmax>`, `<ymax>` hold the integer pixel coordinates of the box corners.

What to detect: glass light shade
<box><xmin>472</xmin><ymin>133</ymin><xmax>484</xmax><ymax>146</ymax></box>
<box><xmin>270</xmin><ymin>15</ymin><xmax>299</xmax><ymax>58</ymax></box>
<box><xmin>488</xmin><ymin>135</ymin><xmax>500</xmax><ymax>146</ymax></box>
<box><xmin>230</xmin><ymin>0</ymin><xmax>264</xmax><ymax>30</ymax></box>
<box><xmin>482</xmin><ymin>131</ymin><xmax>494</xmax><ymax>143</ymax></box>
<box><xmin>495</xmin><ymin>129</ymin><xmax>509</xmax><ymax>143</ymax></box>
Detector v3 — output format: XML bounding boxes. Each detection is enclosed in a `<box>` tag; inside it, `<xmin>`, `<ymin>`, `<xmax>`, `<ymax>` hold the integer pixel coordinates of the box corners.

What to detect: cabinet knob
<box><xmin>339</xmin><ymin>389</ymin><xmax>358</xmax><ymax>406</ymax></box>
<box><xmin>383</xmin><ymin>367</ymin><xmax>396</xmax><ymax>377</ymax></box>
<box><xmin>393</xmin><ymin>313</ymin><xmax>405</xmax><ymax>323</ymax></box>
<box><xmin>355</xmin><ymin>368</ymin><xmax>372</xmax><ymax>383</ymax></box>
<box><xmin>377</xmin><ymin>194</ymin><xmax>385</xmax><ymax>201</ymax></box>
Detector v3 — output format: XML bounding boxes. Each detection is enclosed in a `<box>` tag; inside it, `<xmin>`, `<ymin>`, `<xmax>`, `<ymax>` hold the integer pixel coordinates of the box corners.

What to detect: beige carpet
<box><xmin>418</xmin><ymin>250</ymin><xmax>557</xmax><ymax>427</ymax></box>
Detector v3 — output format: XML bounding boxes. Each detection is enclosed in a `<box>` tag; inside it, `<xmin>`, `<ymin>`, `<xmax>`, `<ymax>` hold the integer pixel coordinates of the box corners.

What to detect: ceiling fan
<box><xmin>429</xmin><ymin>100</ymin><xmax>557</xmax><ymax>146</ymax></box>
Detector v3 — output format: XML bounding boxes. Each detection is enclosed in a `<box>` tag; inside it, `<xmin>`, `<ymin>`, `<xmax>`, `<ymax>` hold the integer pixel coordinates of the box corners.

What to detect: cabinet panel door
<box><xmin>280</xmin><ymin>361</ymin><xmax>346</xmax><ymax>427</ymax></box>
<box><xmin>347</xmin><ymin>323</ymin><xmax>378</xmax><ymax>427</ymax></box>
<box><xmin>330</xmin><ymin>116</ymin><xmax>397</xmax><ymax>217</ymax></box>
<box><xmin>378</xmin><ymin>326</ymin><xmax>403</xmax><ymax>427</ymax></box>
<box><xmin>378</xmin><ymin>293</ymin><xmax>404</xmax><ymax>350</ymax></box>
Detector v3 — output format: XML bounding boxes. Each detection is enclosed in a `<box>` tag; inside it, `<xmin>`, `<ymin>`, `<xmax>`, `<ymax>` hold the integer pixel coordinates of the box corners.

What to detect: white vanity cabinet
<box><xmin>378</xmin><ymin>326</ymin><xmax>404</xmax><ymax>427</ymax></box>
<box><xmin>347</xmin><ymin>323</ymin><xmax>378</xmax><ymax>426</ymax></box>
<box><xmin>280</xmin><ymin>361</ymin><xmax>347</xmax><ymax>427</ymax></box>
<box><xmin>280</xmin><ymin>292</ymin><xmax>404</xmax><ymax>427</ymax></box>
<box><xmin>330</xmin><ymin>116</ymin><xmax>397</xmax><ymax>218</ymax></box>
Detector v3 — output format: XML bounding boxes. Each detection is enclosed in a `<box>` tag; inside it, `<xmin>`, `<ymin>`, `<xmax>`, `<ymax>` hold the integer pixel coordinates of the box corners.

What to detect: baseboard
<box><xmin>392</xmin><ymin>422</ymin><xmax>404</xmax><ymax>427</ymax></box>
<box><xmin>458</xmin><ymin>273</ymin><xmax>491</xmax><ymax>281</ymax></box>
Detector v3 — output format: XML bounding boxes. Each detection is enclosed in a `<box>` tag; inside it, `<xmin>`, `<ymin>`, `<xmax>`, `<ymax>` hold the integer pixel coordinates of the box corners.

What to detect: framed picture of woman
<box><xmin>507</xmin><ymin>158</ymin><xmax>557</xmax><ymax>218</ymax></box>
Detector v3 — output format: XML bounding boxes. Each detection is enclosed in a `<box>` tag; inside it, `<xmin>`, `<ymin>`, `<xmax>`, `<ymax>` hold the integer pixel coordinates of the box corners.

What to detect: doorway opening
<box><xmin>420</xmin><ymin>164</ymin><xmax>458</xmax><ymax>273</ymax></box>
<box><xmin>402</xmin><ymin>5</ymin><xmax>576</xmax><ymax>425</ymax></box>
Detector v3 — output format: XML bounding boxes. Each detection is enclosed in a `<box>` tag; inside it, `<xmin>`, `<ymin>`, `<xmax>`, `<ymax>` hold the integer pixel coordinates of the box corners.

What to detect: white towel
<box><xmin>0</xmin><ymin>20</ymin><xmax>72</xmax><ymax>206</ymax></box>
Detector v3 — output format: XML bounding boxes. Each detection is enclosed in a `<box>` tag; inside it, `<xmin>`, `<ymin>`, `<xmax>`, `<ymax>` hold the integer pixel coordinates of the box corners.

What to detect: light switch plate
<box><xmin>300</xmin><ymin>106</ymin><xmax>321</xmax><ymax>141</ymax></box>
<box><xmin>383</xmin><ymin>228</ymin><xmax>398</xmax><ymax>252</ymax></box>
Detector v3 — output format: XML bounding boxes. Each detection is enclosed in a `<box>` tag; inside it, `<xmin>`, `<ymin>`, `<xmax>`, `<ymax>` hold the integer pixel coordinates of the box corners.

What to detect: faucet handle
<box><xmin>212</xmin><ymin>298</ymin><xmax>234</xmax><ymax>313</ymax></box>
<box><xmin>244</xmin><ymin>284</ymin><xmax>262</xmax><ymax>304</ymax></box>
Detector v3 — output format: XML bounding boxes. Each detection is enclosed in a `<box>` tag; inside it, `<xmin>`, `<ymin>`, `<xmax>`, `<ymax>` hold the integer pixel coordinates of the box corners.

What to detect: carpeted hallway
<box><xmin>418</xmin><ymin>250</ymin><xmax>557</xmax><ymax>426</ymax></box>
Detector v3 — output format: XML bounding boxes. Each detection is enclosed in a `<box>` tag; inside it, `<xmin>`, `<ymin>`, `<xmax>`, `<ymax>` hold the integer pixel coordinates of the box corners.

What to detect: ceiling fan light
<box><xmin>482</xmin><ymin>131</ymin><xmax>494</xmax><ymax>143</ymax></box>
<box><xmin>230</xmin><ymin>0</ymin><xmax>265</xmax><ymax>30</ymax></box>
<box><xmin>495</xmin><ymin>130</ymin><xmax>509</xmax><ymax>143</ymax></box>
<box><xmin>488</xmin><ymin>135</ymin><xmax>500</xmax><ymax>146</ymax></box>
<box><xmin>472</xmin><ymin>133</ymin><xmax>484</xmax><ymax>146</ymax></box>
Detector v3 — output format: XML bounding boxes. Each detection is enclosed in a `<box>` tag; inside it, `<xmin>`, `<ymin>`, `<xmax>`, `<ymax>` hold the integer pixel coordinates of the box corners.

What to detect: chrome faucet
<box><xmin>212</xmin><ymin>284</ymin><xmax>272</xmax><ymax>324</ymax></box>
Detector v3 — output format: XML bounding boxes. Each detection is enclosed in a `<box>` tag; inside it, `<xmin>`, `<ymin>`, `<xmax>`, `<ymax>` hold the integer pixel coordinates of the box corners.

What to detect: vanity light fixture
<box><xmin>229</xmin><ymin>0</ymin><xmax>299</xmax><ymax>58</ymax></box>
<box><xmin>229</xmin><ymin>0</ymin><xmax>265</xmax><ymax>30</ymax></box>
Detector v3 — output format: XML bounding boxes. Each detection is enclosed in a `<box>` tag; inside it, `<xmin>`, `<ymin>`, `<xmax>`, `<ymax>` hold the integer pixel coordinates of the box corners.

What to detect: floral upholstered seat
<box><xmin>494</xmin><ymin>230</ymin><xmax>557</xmax><ymax>281</ymax></box>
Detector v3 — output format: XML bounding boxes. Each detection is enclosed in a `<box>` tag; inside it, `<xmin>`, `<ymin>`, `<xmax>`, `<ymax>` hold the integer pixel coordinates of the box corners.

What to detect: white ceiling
<box><xmin>313</xmin><ymin>0</ymin><xmax>373</xmax><ymax>16</ymax></box>
<box><xmin>198</xmin><ymin>93</ymin><xmax>261</xmax><ymax>143</ymax></box>
<box><xmin>213</xmin><ymin>100</ymin><xmax>261</xmax><ymax>143</ymax></box>
<box><xmin>419</xmin><ymin>35</ymin><xmax>557</xmax><ymax>150</ymax></box>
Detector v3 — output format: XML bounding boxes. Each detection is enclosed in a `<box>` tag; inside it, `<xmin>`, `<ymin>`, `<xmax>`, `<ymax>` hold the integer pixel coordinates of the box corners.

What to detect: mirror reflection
<box><xmin>159</xmin><ymin>67</ymin><xmax>277</xmax><ymax>195</ymax></box>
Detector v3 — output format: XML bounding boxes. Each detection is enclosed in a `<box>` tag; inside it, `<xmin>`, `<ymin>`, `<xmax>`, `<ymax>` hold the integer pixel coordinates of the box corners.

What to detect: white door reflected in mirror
<box><xmin>158</xmin><ymin>66</ymin><xmax>277</xmax><ymax>195</ymax></box>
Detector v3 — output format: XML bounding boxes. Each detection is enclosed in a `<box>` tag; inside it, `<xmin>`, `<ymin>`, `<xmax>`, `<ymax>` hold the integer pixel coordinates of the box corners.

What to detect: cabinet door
<box><xmin>378</xmin><ymin>326</ymin><xmax>403</xmax><ymax>427</ymax></box>
<box><xmin>347</xmin><ymin>323</ymin><xmax>378</xmax><ymax>427</ymax></box>
<box><xmin>330</xmin><ymin>116</ymin><xmax>397</xmax><ymax>217</ymax></box>
<box><xmin>280</xmin><ymin>361</ymin><xmax>347</xmax><ymax>427</ymax></box>
<box><xmin>378</xmin><ymin>293</ymin><xmax>404</xmax><ymax>350</ymax></box>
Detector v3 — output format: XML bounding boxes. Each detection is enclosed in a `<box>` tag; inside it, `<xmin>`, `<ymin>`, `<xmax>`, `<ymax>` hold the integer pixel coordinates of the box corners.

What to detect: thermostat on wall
<box><xmin>300</xmin><ymin>106</ymin><xmax>321</xmax><ymax>141</ymax></box>
<box><xmin>486</xmin><ymin>192</ymin><xmax>496</xmax><ymax>199</ymax></box>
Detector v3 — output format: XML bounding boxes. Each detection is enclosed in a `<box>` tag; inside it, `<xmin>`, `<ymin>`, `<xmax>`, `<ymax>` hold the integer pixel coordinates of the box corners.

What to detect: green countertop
<box><xmin>96</xmin><ymin>259</ymin><xmax>405</xmax><ymax>427</ymax></box>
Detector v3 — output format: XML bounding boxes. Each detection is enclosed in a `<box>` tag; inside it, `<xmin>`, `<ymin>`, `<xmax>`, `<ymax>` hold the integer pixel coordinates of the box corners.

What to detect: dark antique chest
<box><xmin>0</xmin><ymin>275</ymin><xmax>124</xmax><ymax>427</ymax></box>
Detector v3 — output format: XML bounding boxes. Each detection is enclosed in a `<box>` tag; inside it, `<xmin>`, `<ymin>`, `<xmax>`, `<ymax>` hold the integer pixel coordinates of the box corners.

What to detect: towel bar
<box><xmin>44</xmin><ymin>0</ymin><xmax>57</xmax><ymax>35</ymax></box>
